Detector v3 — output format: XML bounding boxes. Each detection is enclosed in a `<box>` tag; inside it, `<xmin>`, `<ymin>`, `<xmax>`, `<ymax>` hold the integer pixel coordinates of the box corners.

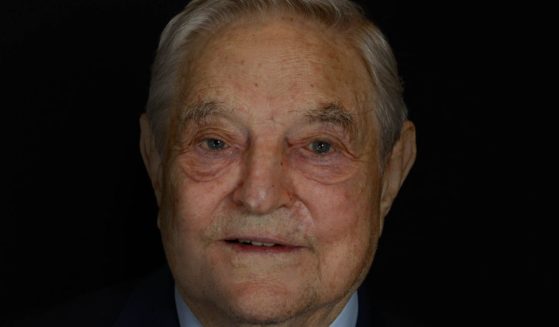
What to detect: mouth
<box><xmin>224</xmin><ymin>238</ymin><xmax>302</xmax><ymax>253</ymax></box>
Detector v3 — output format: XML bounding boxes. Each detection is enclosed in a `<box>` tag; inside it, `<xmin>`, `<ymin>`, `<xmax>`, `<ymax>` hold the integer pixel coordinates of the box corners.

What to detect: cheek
<box><xmin>299</xmin><ymin>167</ymin><xmax>379</xmax><ymax>231</ymax></box>
<box><xmin>177</xmin><ymin>148</ymin><xmax>240</xmax><ymax>182</ymax></box>
<box><xmin>287</xmin><ymin>149</ymin><xmax>360</xmax><ymax>185</ymax></box>
<box><xmin>160</xmin><ymin>159</ymin><xmax>241</xmax><ymax>247</ymax></box>
<box><xmin>312</xmin><ymin>183</ymin><xmax>377</xmax><ymax>243</ymax></box>
<box><xmin>294</xmin><ymin>171</ymin><xmax>381</xmax><ymax>280</ymax></box>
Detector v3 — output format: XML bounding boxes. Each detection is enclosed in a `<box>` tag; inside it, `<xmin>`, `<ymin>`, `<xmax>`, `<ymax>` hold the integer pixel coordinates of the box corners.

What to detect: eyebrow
<box><xmin>180</xmin><ymin>101</ymin><xmax>229</xmax><ymax>124</ymax></box>
<box><xmin>180</xmin><ymin>101</ymin><xmax>357</xmax><ymax>137</ymax></box>
<box><xmin>304</xmin><ymin>103</ymin><xmax>356</xmax><ymax>138</ymax></box>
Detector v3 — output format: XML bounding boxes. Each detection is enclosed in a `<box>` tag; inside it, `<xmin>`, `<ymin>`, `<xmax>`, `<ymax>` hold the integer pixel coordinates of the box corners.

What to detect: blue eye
<box><xmin>310</xmin><ymin>140</ymin><xmax>332</xmax><ymax>154</ymax></box>
<box><xmin>204</xmin><ymin>138</ymin><xmax>227</xmax><ymax>151</ymax></box>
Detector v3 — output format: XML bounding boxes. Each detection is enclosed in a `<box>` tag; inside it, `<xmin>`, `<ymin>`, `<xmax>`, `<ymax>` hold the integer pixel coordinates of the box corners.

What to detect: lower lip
<box><xmin>224</xmin><ymin>241</ymin><xmax>302</xmax><ymax>254</ymax></box>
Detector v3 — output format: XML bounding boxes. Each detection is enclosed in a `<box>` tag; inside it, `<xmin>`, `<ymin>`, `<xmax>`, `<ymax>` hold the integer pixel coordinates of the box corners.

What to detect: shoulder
<box><xmin>7</xmin><ymin>267</ymin><xmax>178</xmax><ymax>327</ymax></box>
<box><xmin>357</xmin><ymin>300</ymin><xmax>427</xmax><ymax>327</ymax></box>
<box><xmin>357</xmin><ymin>278</ymin><xmax>427</xmax><ymax>327</ymax></box>
<box><xmin>7</xmin><ymin>282</ymin><xmax>134</xmax><ymax>327</ymax></box>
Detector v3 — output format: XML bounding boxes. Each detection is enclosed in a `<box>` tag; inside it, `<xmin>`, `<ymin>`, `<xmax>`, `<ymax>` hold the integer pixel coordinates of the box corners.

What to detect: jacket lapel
<box><xmin>113</xmin><ymin>267</ymin><xmax>180</xmax><ymax>327</ymax></box>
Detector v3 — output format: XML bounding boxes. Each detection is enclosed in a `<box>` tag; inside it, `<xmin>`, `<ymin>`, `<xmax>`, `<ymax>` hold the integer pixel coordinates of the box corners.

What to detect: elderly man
<box><xmin>138</xmin><ymin>0</ymin><xmax>416</xmax><ymax>326</ymax></box>
<box><xmin>15</xmin><ymin>0</ymin><xmax>416</xmax><ymax>326</ymax></box>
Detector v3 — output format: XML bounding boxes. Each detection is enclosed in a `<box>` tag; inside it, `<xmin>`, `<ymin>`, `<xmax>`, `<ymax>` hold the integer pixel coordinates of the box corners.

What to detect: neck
<box><xmin>178</xmin><ymin>289</ymin><xmax>354</xmax><ymax>327</ymax></box>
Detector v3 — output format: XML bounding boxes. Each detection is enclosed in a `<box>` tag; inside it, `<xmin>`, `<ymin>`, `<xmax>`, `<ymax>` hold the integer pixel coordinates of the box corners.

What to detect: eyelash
<box><xmin>200</xmin><ymin>138</ymin><xmax>229</xmax><ymax>151</ymax></box>
<box><xmin>192</xmin><ymin>130</ymin><xmax>235</xmax><ymax>156</ymax></box>
<box><xmin>307</xmin><ymin>139</ymin><xmax>334</xmax><ymax>155</ymax></box>
<box><xmin>191</xmin><ymin>130</ymin><xmax>345</xmax><ymax>162</ymax></box>
<box><xmin>298</xmin><ymin>137</ymin><xmax>347</xmax><ymax>165</ymax></box>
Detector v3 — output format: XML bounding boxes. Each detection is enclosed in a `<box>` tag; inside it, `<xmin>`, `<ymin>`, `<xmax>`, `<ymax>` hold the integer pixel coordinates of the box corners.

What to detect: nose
<box><xmin>232</xmin><ymin>143</ymin><xmax>292</xmax><ymax>214</ymax></box>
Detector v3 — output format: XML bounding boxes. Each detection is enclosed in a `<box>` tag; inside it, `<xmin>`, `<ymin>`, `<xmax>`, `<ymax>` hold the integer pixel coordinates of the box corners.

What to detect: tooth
<box><xmin>251</xmin><ymin>241</ymin><xmax>275</xmax><ymax>247</ymax></box>
<box><xmin>237</xmin><ymin>239</ymin><xmax>276</xmax><ymax>247</ymax></box>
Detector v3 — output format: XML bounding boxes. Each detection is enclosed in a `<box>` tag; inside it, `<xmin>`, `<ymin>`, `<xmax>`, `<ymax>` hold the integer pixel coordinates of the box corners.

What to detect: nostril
<box><xmin>231</xmin><ymin>166</ymin><xmax>292</xmax><ymax>214</ymax></box>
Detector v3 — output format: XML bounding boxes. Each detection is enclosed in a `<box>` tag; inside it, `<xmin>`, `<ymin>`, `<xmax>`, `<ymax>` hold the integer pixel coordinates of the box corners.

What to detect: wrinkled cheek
<box><xmin>319</xmin><ymin>217</ymin><xmax>375</xmax><ymax>292</ymax></box>
<box><xmin>313</xmin><ymin>185</ymin><xmax>379</xmax><ymax>288</ymax></box>
<box><xmin>316</xmin><ymin>183</ymin><xmax>375</xmax><ymax>240</ymax></box>
<box><xmin>164</xmin><ymin>193</ymin><xmax>201</xmax><ymax>248</ymax></box>
<box><xmin>158</xmin><ymin>170</ymin><xmax>198</xmax><ymax>257</ymax></box>
<box><xmin>160</xmin><ymin>163</ymin><xmax>232</xmax><ymax>249</ymax></box>
<box><xmin>178</xmin><ymin>154</ymin><xmax>237</xmax><ymax>182</ymax></box>
<box><xmin>159</xmin><ymin>193</ymin><xmax>208</xmax><ymax>283</ymax></box>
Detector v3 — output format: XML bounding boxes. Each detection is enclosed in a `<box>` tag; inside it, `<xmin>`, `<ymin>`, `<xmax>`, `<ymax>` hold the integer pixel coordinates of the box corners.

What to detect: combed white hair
<box><xmin>145</xmin><ymin>0</ymin><xmax>407</xmax><ymax>160</ymax></box>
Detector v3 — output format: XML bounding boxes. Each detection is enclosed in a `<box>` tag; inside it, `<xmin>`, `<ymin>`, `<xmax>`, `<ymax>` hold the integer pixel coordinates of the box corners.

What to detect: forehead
<box><xmin>179</xmin><ymin>13</ymin><xmax>374</xmax><ymax>123</ymax></box>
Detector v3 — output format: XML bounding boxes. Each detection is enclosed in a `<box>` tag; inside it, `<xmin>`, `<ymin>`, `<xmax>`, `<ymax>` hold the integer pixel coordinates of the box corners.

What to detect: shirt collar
<box><xmin>330</xmin><ymin>292</ymin><xmax>359</xmax><ymax>327</ymax></box>
<box><xmin>175</xmin><ymin>287</ymin><xmax>203</xmax><ymax>327</ymax></box>
<box><xmin>175</xmin><ymin>286</ymin><xmax>358</xmax><ymax>327</ymax></box>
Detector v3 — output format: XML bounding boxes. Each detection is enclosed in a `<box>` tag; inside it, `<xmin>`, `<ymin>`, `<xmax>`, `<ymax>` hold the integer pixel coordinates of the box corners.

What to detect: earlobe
<box><xmin>139</xmin><ymin>114</ymin><xmax>163</xmax><ymax>206</ymax></box>
<box><xmin>379</xmin><ymin>120</ymin><xmax>417</xmax><ymax>221</ymax></box>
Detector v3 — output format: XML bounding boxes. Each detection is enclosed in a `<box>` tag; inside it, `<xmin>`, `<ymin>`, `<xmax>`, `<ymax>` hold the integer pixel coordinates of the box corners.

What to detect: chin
<box><xmin>221</xmin><ymin>281</ymin><xmax>318</xmax><ymax>325</ymax></box>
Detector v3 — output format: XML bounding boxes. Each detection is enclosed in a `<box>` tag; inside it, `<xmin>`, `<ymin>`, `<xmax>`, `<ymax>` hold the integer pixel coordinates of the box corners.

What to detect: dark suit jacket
<box><xmin>9</xmin><ymin>266</ymin><xmax>423</xmax><ymax>327</ymax></box>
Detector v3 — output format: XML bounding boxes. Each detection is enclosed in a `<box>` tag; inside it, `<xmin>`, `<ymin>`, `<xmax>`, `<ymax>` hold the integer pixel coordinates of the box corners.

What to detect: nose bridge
<box><xmin>233</xmin><ymin>138</ymin><xmax>290</xmax><ymax>213</ymax></box>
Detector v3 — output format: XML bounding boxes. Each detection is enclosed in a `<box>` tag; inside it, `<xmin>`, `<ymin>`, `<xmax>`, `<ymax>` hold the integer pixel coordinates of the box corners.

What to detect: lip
<box><xmin>222</xmin><ymin>235</ymin><xmax>304</xmax><ymax>253</ymax></box>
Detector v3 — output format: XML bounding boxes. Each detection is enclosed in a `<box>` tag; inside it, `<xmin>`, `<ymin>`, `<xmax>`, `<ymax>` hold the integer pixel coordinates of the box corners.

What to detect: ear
<box><xmin>379</xmin><ymin>120</ymin><xmax>417</xmax><ymax>222</ymax></box>
<box><xmin>139</xmin><ymin>113</ymin><xmax>163</xmax><ymax>207</ymax></box>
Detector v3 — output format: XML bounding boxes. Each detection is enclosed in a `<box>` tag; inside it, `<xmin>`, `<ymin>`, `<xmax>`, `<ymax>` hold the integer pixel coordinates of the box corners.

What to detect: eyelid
<box><xmin>299</xmin><ymin>134</ymin><xmax>360</xmax><ymax>160</ymax></box>
<box><xmin>310</xmin><ymin>134</ymin><xmax>340</xmax><ymax>148</ymax></box>
<box><xmin>191</xmin><ymin>127</ymin><xmax>247</xmax><ymax>155</ymax></box>
<box><xmin>308</xmin><ymin>122</ymin><xmax>353</xmax><ymax>141</ymax></box>
<box><xmin>192</xmin><ymin>127</ymin><xmax>235</xmax><ymax>143</ymax></box>
<box><xmin>306</xmin><ymin>139</ymin><xmax>334</xmax><ymax>153</ymax></box>
<box><xmin>199</xmin><ymin>137</ymin><xmax>229</xmax><ymax>150</ymax></box>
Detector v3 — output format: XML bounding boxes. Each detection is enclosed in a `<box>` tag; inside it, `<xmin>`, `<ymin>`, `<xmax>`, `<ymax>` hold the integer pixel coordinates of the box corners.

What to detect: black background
<box><xmin>1</xmin><ymin>1</ymin><xmax>552</xmax><ymax>325</ymax></box>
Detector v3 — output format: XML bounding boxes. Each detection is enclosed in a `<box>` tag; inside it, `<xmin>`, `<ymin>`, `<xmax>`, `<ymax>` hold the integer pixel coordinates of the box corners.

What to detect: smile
<box><xmin>224</xmin><ymin>238</ymin><xmax>302</xmax><ymax>253</ymax></box>
<box><xmin>237</xmin><ymin>239</ymin><xmax>277</xmax><ymax>247</ymax></box>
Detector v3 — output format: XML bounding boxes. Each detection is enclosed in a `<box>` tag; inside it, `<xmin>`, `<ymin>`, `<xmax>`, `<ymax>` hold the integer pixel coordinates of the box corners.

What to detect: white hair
<box><xmin>145</xmin><ymin>0</ymin><xmax>407</xmax><ymax>160</ymax></box>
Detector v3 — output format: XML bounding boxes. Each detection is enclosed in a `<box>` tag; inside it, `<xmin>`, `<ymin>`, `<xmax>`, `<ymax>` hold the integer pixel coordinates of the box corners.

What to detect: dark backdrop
<box><xmin>1</xmin><ymin>1</ymin><xmax>551</xmax><ymax>325</ymax></box>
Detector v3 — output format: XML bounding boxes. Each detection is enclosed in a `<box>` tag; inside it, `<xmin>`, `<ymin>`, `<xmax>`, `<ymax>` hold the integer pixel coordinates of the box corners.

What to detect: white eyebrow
<box><xmin>304</xmin><ymin>102</ymin><xmax>356</xmax><ymax>137</ymax></box>
<box><xmin>180</xmin><ymin>101</ymin><xmax>230</xmax><ymax>124</ymax></box>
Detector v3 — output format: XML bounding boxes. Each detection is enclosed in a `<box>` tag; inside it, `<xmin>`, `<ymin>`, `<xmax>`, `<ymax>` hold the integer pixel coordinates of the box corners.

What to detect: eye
<box><xmin>309</xmin><ymin>140</ymin><xmax>332</xmax><ymax>154</ymax></box>
<box><xmin>202</xmin><ymin>138</ymin><xmax>228</xmax><ymax>151</ymax></box>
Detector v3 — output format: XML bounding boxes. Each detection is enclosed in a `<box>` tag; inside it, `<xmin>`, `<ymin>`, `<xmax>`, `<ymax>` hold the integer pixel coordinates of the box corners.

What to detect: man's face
<box><xmin>151</xmin><ymin>14</ymin><xmax>396</xmax><ymax>326</ymax></box>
